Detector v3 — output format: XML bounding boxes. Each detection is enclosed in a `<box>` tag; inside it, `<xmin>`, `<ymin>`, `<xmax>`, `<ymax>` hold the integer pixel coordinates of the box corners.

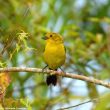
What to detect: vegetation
<box><xmin>0</xmin><ymin>0</ymin><xmax>110</xmax><ymax>110</ymax></box>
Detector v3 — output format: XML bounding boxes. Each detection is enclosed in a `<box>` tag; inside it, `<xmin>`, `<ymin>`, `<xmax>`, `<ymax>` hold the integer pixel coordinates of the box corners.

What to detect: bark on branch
<box><xmin>0</xmin><ymin>67</ymin><xmax>110</xmax><ymax>88</ymax></box>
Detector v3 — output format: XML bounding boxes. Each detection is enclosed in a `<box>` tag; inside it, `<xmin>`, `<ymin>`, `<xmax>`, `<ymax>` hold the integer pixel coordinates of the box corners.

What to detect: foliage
<box><xmin>0</xmin><ymin>0</ymin><xmax>110</xmax><ymax>110</ymax></box>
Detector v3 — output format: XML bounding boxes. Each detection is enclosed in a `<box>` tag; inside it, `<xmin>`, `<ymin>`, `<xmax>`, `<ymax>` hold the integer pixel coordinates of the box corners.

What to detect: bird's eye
<box><xmin>50</xmin><ymin>35</ymin><xmax>52</xmax><ymax>37</ymax></box>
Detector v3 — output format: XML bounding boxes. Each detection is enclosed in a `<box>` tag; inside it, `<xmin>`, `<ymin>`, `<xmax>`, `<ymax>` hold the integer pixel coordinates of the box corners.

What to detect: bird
<box><xmin>43</xmin><ymin>32</ymin><xmax>66</xmax><ymax>86</ymax></box>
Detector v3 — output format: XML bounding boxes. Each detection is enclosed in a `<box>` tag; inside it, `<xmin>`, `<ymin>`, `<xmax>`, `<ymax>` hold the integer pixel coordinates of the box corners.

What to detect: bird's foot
<box><xmin>42</xmin><ymin>65</ymin><xmax>48</xmax><ymax>73</ymax></box>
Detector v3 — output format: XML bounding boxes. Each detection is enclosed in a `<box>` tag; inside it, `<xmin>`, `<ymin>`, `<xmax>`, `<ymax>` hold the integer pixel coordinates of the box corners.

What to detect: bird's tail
<box><xmin>46</xmin><ymin>69</ymin><xmax>57</xmax><ymax>86</ymax></box>
<box><xmin>46</xmin><ymin>75</ymin><xmax>57</xmax><ymax>86</ymax></box>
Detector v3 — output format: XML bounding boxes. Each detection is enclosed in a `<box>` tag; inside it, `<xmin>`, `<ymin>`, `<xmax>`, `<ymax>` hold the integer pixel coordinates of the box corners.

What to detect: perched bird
<box><xmin>43</xmin><ymin>32</ymin><xmax>66</xmax><ymax>86</ymax></box>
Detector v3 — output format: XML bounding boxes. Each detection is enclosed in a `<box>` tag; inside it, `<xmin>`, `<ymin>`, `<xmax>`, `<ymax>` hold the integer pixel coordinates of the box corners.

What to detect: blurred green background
<box><xmin>0</xmin><ymin>0</ymin><xmax>110</xmax><ymax>110</ymax></box>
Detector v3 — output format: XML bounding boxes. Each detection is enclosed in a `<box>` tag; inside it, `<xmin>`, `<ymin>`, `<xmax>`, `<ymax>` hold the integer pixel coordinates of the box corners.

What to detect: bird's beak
<box><xmin>42</xmin><ymin>36</ymin><xmax>48</xmax><ymax>40</ymax></box>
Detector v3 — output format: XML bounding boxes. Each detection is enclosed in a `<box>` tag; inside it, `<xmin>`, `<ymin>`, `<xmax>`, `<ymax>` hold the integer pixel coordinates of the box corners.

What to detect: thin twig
<box><xmin>0</xmin><ymin>67</ymin><xmax>110</xmax><ymax>88</ymax></box>
<box><xmin>57</xmin><ymin>98</ymin><xmax>97</xmax><ymax>110</ymax></box>
<box><xmin>1</xmin><ymin>37</ymin><xmax>15</xmax><ymax>55</ymax></box>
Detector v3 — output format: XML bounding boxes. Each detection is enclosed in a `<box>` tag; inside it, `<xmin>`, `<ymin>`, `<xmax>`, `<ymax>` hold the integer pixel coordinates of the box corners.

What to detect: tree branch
<box><xmin>57</xmin><ymin>98</ymin><xmax>97</xmax><ymax>110</ymax></box>
<box><xmin>0</xmin><ymin>67</ymin><xmax>110</xmax><ymax>88</ymax></box>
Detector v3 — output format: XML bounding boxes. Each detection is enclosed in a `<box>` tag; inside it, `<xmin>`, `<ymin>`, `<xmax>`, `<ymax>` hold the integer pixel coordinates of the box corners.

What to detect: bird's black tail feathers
<box><xmin>46</xmin><ymin>69</ymin><xmax>57</xmax><ymax>86</ymax></box>
<box><xmin>46</xmin><ymin>75</ymin><xmax>57</xmax><ymax>86</ymax></box>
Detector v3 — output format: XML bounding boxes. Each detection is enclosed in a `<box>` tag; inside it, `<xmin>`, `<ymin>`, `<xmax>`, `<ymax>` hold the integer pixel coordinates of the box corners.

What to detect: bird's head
<box><xmin>42</xmin><ymin>32</ymin><xmax>63</xmax><ymax>43</ymax></box>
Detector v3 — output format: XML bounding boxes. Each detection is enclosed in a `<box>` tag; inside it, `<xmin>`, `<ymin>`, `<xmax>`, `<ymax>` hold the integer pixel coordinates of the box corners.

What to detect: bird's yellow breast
<box><xmin>43</xmin><ymin>42</ymin><xmax>66</xmax><ymax>70</ymax></box>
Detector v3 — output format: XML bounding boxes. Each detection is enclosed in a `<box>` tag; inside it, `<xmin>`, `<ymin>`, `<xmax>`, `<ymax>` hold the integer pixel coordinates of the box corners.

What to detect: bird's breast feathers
<box><xmin>44</xmin><ymin>43</ymin><xmax>66</xmax><ymax>69</ymax></box>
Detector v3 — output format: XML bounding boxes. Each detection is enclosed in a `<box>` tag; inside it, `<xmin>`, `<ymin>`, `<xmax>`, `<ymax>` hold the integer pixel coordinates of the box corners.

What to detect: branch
<box><xmin>0</xmin><ymin>67</ymin><xmax>110</xmax><ymax>88</ymax></box>
<box><xmin>57</xmin><ymin>98</ymin><xmax>97</xmax><ymax>110</ymax></box>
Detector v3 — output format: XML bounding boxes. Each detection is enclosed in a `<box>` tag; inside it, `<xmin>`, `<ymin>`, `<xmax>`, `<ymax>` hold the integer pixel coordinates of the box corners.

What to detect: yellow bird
<box><xmin>43</xmin><ymin>32</ymin><xmax>66</xmax><ymax>86</ymax></box>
